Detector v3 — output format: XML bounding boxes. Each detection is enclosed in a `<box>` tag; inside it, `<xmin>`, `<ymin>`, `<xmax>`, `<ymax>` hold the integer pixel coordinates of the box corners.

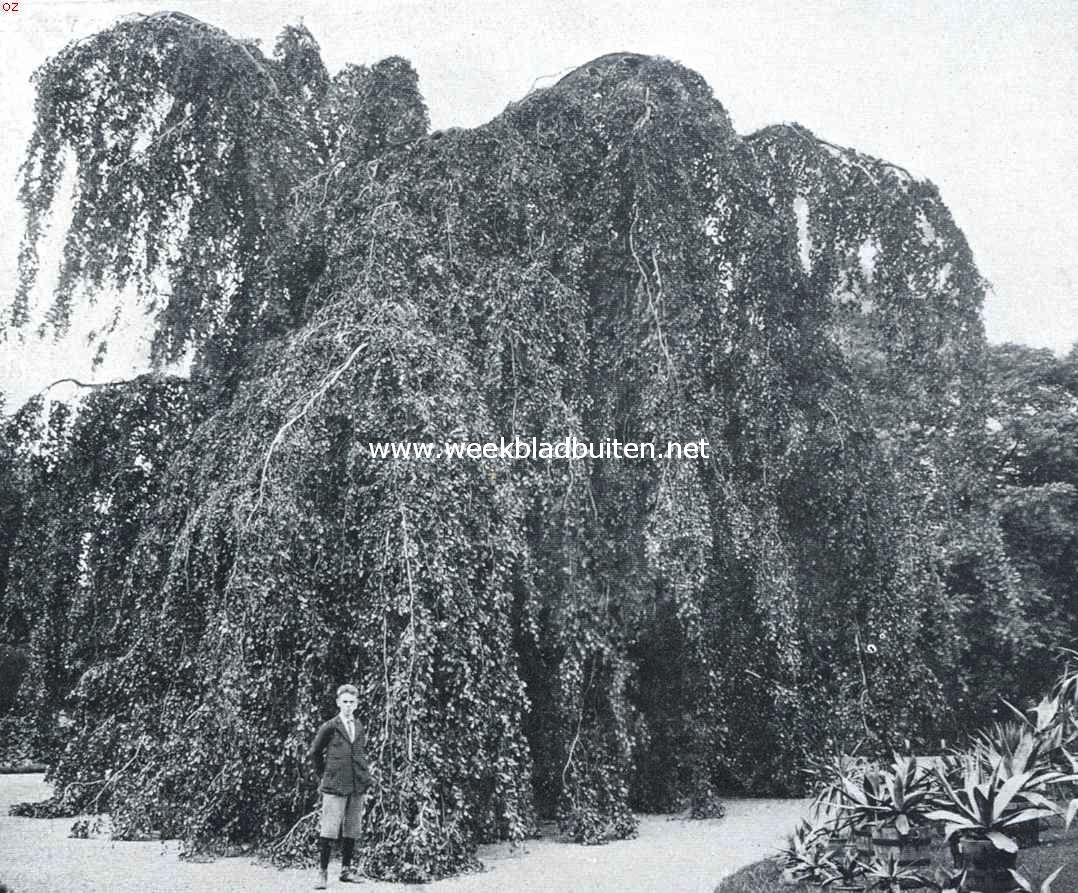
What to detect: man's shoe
<box><xmin>314</xmin><ymin>867</ymin><xmax>328</xmax><ymax>889</ymax></box>
<box><xmin>339</xmin><ymin>866</ymin><xmax>363</xmax><ymax>883</ymax></box>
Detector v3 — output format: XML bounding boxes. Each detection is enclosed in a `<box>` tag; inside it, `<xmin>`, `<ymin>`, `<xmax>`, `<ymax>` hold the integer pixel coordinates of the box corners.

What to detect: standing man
<box><xmin>306</xmin><ymin>683</ymin><xmax>372</xmax><ymax>888</ymax></box>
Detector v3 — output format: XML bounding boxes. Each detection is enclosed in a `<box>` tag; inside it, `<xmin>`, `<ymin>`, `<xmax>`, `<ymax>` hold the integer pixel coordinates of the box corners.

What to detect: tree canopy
<box><xmin>1</xmin><ymin>13</ymin><xmax>1069</xmax><ymax>881</ymax></box>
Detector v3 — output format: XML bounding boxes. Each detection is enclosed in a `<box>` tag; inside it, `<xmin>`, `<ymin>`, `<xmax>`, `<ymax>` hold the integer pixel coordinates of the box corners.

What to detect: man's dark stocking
<box><xmin>318</xmin><ymin>836</ymin><xmax>333</xmax><ymax>871</ymax></box>
<box><xmin>341</xmin><ymin>836</ymin><xmax>356</xmax><ymax>868</ymax></box>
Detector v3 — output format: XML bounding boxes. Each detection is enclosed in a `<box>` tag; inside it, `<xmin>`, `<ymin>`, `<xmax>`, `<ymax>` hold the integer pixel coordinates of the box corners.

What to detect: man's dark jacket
<box><xmin>305</xmin><ymin>716</ymin><xmax>372</xmax><ymax>795</ymax></box>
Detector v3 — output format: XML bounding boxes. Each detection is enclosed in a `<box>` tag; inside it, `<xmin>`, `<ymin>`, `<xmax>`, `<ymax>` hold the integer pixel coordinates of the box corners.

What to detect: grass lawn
<box><xmin>715</xmin><ymin>825</ymin><xmax>1078</xmax><ymax>893</ymax></box>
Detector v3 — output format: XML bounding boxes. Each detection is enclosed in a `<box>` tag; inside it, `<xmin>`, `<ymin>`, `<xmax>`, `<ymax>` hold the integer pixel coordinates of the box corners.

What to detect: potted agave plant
<box><xmin>804</xmin><ymin>744</ymin><xmax>873</xmax><ymax>855</ymax></box>
<box><xmin>840</xmin><ymin>756</ymin><xmax>935</xmax><ymax>867</ymax></box>
<box><xmin>970</xmin><ymin>719</ymin><xmax>1053</xmax><ymax>848</ymax></box>
<box><xmin>832</xmin><ymin>766</ymin><xmax>885</xmax><ymax>857</ymax></box>
<box><xmin>862</xmin><ymin>851</ymin><xmax>933</xmax><ymax>893</ymax></box>
<box><xmin>869</xmin><ymin>757</ymin><xmax>936</xmax><ymax>867</ymax></box>
<box><xmin>937</xmin><ymin>864</ymin><xmax>1065</xmax><ymax>893</ymax></box>
<box><xmin>819</xmin><ymin>846</ymin><xmax>868</xmax><ymax>892</ymax></box>
<box><xmin>924</xmin><ymin>758</ymin><xmax>1071</xmax><ymax>893</ymax></box>
<box><xmin>775</xmin><ymin>819</ymin><xmax>830</xmax><ymax>886</ymax></box>
<box><xmin>993</xmin><ymin>693</ymin><xmax>1078</xmax><ymax>846</ymax></box>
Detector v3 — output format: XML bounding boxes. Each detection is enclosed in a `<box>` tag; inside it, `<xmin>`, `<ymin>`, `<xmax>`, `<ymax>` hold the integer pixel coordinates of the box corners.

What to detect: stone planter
<box><xmin>955</xmin><ymin>838</ymin><xmax>1019</xmax><ymax>893</ymax></box>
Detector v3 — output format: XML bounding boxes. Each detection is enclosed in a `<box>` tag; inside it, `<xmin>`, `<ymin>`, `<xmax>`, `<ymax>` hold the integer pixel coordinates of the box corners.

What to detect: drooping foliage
<box><xmin>0</xmin><ymin>14</ymin><xmax>1062</xmax><ymax>881</ymax></box>
<box><xmin>0</xmin><ymin>377</ymin><xmax>205</xmax><ymax>764</ymax></box>
<box><xmin>742</xmin><ymin>126</ymin><xmax>1028</xmax><ymax>747</ymax></box>
<box><xmin>9</xmin><ymin>11</ymin><xmax>427</xmax><ymax>377</ymax></box>
<box><xmin>17</xmin><ymin>312</ymin><xmax>534</xmax><ymax>879</ymax></box>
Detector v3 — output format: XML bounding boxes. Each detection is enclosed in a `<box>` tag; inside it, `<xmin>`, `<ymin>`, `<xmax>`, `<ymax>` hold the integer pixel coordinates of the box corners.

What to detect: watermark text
<box><xmin>365</xmin><ymin>436</ymin><xmax>710</xmax><ymax>461</ymax></box>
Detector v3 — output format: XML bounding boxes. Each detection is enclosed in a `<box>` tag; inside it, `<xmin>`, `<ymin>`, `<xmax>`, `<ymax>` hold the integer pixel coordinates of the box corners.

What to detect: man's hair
<box><xmin>336</xmin><ymin>683</ymin><xmax>359</xmax><ymax>698</ymax></box>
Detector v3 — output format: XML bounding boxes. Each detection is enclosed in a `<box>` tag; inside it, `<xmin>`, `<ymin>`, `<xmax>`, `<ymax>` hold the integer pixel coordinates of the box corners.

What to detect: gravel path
<box><xmin>0</xmin><ymin>774</ymin><xmax>808</xmax><ymax>893</ymax></box>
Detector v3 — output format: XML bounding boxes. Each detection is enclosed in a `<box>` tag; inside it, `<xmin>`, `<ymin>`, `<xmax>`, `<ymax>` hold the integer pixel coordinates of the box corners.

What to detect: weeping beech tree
<box><xmin>1</xmin><ymin>13</ymin><xmax>1036</xmax><ymax>880</ymax></box>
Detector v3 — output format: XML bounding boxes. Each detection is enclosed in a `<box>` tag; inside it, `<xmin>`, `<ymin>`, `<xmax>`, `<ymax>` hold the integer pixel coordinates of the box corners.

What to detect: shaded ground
<box><xmin>0</xmin><ymin>774</ymin><xmax>808</xmax><ymax>892</ymax></box>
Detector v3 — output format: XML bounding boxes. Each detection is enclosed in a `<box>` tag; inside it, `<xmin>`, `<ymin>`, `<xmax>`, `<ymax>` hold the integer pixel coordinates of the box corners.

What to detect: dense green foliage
<box><xmin>1</xmin><ymin>13</ymin><xmax>1075</xmax><ymax>881</ymax></box>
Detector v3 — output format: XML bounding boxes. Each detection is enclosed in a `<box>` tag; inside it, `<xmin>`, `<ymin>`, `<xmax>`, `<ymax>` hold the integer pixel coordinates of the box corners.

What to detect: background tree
<box><xmin>981</xmin><ymin>343</ymin><xmax>1078</xmax><ymax>698</ymax></box>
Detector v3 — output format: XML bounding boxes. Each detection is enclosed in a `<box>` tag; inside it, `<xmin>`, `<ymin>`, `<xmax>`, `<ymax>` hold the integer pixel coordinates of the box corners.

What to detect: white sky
<box><xmin>1</xmin><ymin>0</ymin><xmax>1076</xmax><ymax>408</ymax></box>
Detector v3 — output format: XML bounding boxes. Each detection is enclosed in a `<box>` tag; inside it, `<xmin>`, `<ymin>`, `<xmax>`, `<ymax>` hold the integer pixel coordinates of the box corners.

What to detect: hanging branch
<box><xmin>248</xmin><ymin>336</ymin><xmax>370</xmax><ymax>525</ymax></box>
